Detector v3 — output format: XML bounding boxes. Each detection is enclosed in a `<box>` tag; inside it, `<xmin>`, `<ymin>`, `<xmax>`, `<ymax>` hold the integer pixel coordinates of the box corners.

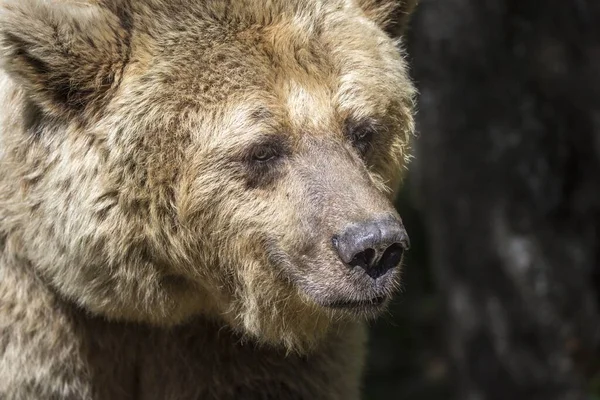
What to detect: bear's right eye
<box><xmin>242</xmin><ymin>139</ymin><xmax>289</xmax><ymax>188</ymax></box>
<box><xmin>251</xmin><ymin>146</ymin><xmax>279</xmax><ymax>163</ymax></box>
<box><xmin>246</xmin><ymin>136</ymin><xmax>289</xmax><ymax>165</ymax></box>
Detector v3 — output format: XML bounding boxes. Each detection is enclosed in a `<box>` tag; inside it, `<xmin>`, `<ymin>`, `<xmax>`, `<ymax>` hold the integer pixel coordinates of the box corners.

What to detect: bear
<box><xmin>0</xmin><ymin>0</ymin><xmax>417</xmax><ymax>399</ymax></box>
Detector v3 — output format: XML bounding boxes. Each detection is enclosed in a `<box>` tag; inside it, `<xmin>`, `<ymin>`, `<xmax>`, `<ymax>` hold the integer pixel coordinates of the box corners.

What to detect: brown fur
<box><xmin>0</xmin><ymin>0</ymin><xmax>417</xmax><ymax>398</ymax></box>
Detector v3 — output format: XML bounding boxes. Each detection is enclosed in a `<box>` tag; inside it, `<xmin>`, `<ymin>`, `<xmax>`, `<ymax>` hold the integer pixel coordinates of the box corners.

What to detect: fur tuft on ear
<box><xmin>357</xmin><ymin>0</ymin><xmax>419</xmax><ymax>37</ymax></box>
<box><xmin>0</xmin><ymin>0</ymin><xmax>131</xmax><ymax>118</ymax></box>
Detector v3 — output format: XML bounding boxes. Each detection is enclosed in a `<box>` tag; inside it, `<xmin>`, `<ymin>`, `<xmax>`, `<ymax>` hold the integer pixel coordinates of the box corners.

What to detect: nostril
<box><xmin>361</xmin><ymin>243</ymin><xmax>405</xmax><ymax>280</ymax></box>
<box><xmin>379</xmin><ymin>243</ymin><xmax>405</xmax><ymax>271</ymax></box>
<box><xmin>348</xmin><ymin>248</ymin><xmax>376</xmax><ymax>269</ymax></box>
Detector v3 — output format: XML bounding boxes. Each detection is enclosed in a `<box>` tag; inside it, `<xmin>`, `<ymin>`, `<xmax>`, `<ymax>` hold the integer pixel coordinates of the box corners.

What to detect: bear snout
<box><xmin>332</xmin><ymin>216</ymin><xmax>409</xmax><ymax>280</ymax></box>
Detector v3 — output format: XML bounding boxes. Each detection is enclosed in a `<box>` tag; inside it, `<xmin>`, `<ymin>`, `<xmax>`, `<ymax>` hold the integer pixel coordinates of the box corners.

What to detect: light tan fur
<box><xmin>0</xmin><ymin>0</ymin><xmax>417</xmax><ymax>398</ymax></box>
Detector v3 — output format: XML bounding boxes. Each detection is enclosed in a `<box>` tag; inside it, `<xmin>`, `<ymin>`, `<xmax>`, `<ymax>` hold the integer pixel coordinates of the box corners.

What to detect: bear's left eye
<box><xmin>346</xmin><ymin>118</ymin><xmax>378</xmax><ymax>156</ymax></box>
<box><xmin>354</xmin><ymin>125</ymin><xmax>374</xmax><ymax>141</ymax></box>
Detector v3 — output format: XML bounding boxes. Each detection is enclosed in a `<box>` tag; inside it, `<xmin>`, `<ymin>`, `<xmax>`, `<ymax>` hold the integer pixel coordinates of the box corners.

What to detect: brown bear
<box><xmin>0</xmin><ymin>0</ymin><xmax>417</xmax><ymax>398</ymax></box>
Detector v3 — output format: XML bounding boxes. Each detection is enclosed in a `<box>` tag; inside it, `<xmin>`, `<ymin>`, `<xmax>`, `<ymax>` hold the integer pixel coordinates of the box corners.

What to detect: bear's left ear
<box><xmin>357</xmin><ymin>0</ymin><xmax>419</xmax><ymax>38</ymax></box>
<box><xmin>0</xmin><ymin>0</ymin><xmax>131</xmax><ymax>119</ymax></box>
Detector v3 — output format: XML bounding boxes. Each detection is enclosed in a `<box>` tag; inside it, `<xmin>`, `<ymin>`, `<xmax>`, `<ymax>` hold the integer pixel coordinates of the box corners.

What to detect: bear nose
<box><xmin>332</xmin><ymin>218</ymin><xmax>409</xmax><ymax>279</ymax></box>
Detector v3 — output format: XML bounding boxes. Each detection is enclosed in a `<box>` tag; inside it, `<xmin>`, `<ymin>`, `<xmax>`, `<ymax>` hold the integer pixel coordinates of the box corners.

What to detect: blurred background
<box><xmin>363</xmin><ymin>1</ymin><xmax>600</xmax><ymax>399</ymax></box>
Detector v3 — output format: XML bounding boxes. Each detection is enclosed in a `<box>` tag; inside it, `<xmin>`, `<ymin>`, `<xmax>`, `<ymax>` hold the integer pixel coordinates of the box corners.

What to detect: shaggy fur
<box><xmin>0</xmin><ymin>0</ymin><xmax>417</xmax><ymax>398</ymax></box>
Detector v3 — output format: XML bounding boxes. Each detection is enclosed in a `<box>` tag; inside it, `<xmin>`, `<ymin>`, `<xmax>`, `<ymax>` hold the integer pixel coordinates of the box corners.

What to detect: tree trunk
<box><xmin>408</xmin><ymin>0</ymin><xmax>600</xmax><ymax>399</ymax></box>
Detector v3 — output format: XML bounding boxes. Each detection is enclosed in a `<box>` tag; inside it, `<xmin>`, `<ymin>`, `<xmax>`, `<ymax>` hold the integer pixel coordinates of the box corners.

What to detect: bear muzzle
<box><xmin>332</xmin><ymin>216</ymin><xmax>409</xmax><ymax>280</ymax></box>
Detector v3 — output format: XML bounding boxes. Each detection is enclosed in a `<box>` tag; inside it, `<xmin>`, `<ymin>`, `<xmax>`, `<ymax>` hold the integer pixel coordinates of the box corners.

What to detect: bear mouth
<box><xmin>265</xmin><ymin>239</ymin><xmax>399</xmax><ymax>316</ymax></box>
<box><xmin>323</xmin><ymin>295</ymin><xmax>388</xmax><ymax>310</ymax></box>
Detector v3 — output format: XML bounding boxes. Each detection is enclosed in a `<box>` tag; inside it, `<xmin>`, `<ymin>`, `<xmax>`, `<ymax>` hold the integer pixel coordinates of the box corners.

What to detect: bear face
<box><xmin>0</xmin><ymin>0</ymin><xmax>415</xmax><ymax>352</ymax></box>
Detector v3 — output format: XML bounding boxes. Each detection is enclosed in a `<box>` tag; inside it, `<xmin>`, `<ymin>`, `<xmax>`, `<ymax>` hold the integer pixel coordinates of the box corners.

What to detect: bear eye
<box><xmin>346</xmin><ymin>118</ymin><xmax>378</xmax><ymax>155</ymax></box>
<box><xmin>251</xmin><ymin>146</ymin><xmax>279</xmax><ymax>162</ymax></box>
<box><xmin>244</xmin><ymin>140</ymin><xmax>288</xmax><ymax>188</ymax></box>
<box><xmin>355</xmin><ymin>126</ymin><xmax>374</xmax><ymax>141</ymax></box>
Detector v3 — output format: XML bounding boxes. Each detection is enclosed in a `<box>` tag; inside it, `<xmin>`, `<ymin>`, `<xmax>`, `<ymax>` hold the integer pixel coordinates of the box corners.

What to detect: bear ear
<box><xmin>0</xmin><ymin>0</ymin><xmax>131</xmax><ymax>118</ymax></box>
<box><xmin>357</xmin><ymin>0</ymin><xmax>419</xmax><ymax>38</ymax></box>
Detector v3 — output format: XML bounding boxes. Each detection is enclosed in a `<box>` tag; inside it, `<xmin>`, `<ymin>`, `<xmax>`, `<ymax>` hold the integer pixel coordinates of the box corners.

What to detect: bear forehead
<box><xmin>111</xmin><ymin>0</ymin><xmax>410</xmax><ymax>135</ymax></box>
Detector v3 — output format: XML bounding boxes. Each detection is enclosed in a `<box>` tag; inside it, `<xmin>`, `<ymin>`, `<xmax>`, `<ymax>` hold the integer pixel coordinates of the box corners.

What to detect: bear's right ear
<box><xmin>0</xmin><ymin>0</ymin><xmax>131</xmax><ymax>119</ymax></box>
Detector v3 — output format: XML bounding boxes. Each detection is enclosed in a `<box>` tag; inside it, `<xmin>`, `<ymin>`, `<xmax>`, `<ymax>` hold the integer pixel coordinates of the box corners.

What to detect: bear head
<box><xmin>0</xmin><ymin>0</ymin><xmax>417</xmax><ymax>352</ymax></box>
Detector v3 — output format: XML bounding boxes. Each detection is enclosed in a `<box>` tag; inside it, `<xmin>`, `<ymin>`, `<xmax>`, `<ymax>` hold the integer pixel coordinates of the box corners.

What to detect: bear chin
<box><xmin>215</xmin><ymin>261</ymin><xmax>400</xmax><ymax>353</ymax></box>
